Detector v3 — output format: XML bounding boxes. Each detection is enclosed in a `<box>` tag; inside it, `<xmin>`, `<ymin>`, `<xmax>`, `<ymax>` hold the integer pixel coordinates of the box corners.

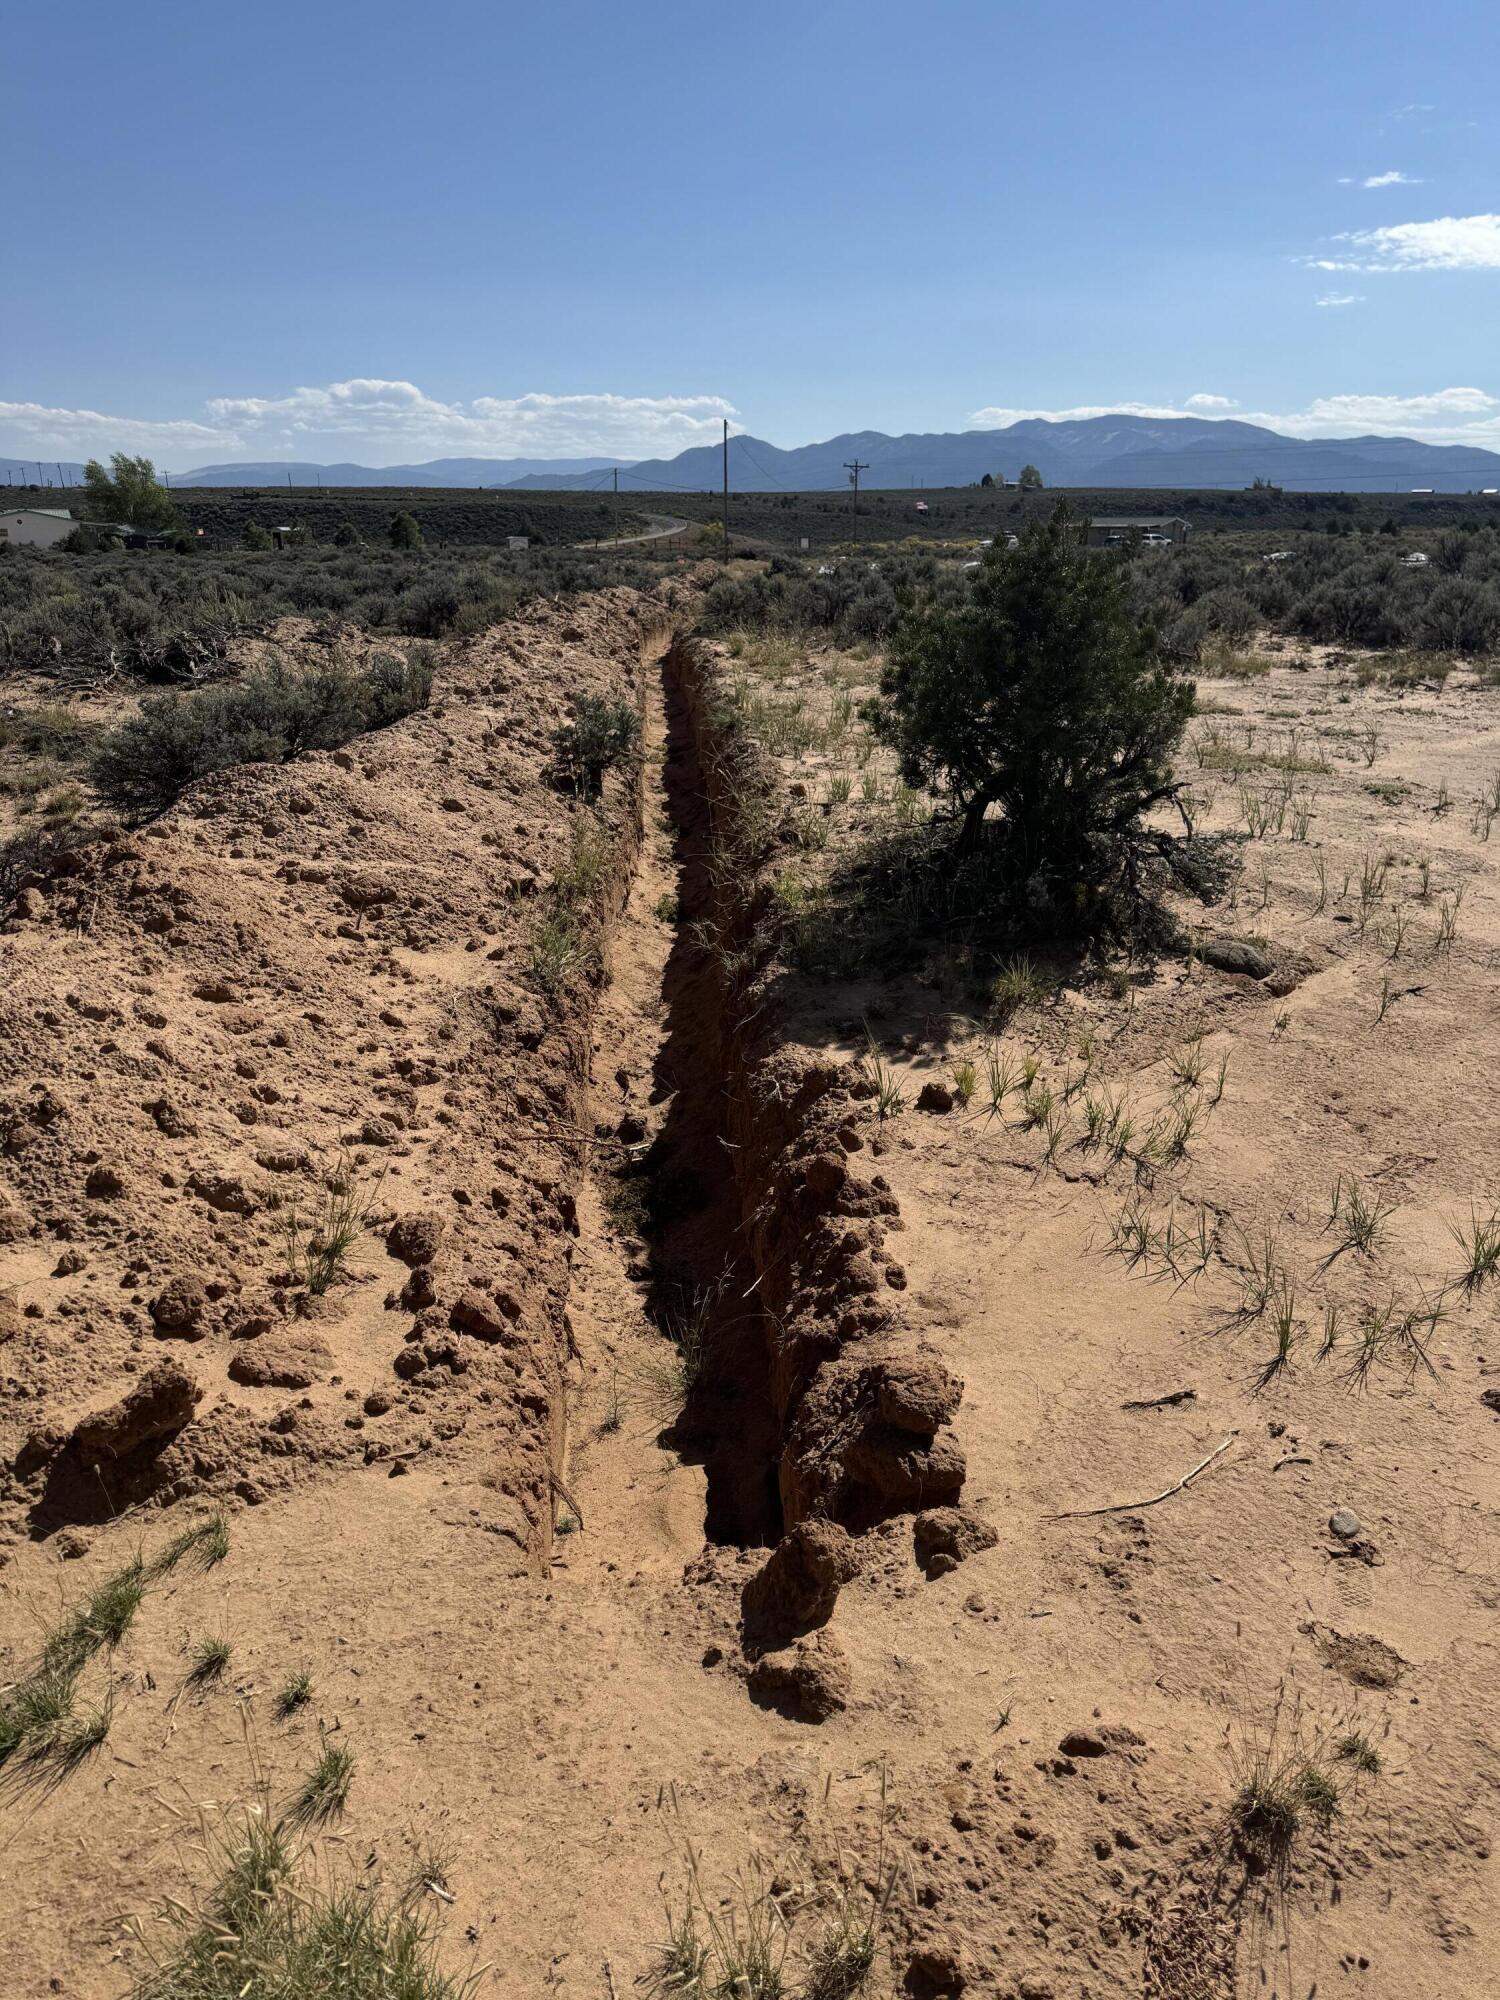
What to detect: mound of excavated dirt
<box><xmin>0</xmin><ymin>584</ymin><xmax>683</xmax><ymax>1561</ymax></box>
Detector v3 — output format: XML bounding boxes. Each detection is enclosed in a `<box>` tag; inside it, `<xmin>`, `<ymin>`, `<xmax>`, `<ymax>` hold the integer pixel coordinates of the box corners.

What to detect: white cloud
<box><xmin>968</xmin><ymin>387</ymin><xmax>1500</xmax><ymax>449</ymax></box>
<box><xmin>1361</xmin><ymin>170</ymin><xmax>1422</xmax><ymax>188</ymax></box>
<box><xmin>1308</xmin><ymin>213</ymin><xmax>1500</xmax><ymax>271</ymax></box>
<box><xmin>1185</xmin><ymin>392</ymin><xmax>1237</xmax><ymax>409</ymax></box>
<box><xmin>0</xmin><ymin>400</ymin><xmax>225</xmax><ymax>456</ymax></box>
<box><xmin>1315</xmin><ymin>292</ymin><xmax>1364</xmax><ymax>307</ymax></box>
<box><xmin>0</xmin><ymin>378</ymin><xmax>740</xmax><ymax>467</ymax></box>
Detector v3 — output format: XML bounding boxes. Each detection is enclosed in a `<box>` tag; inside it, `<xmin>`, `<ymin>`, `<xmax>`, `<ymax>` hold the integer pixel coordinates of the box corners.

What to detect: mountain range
<box><xmin>506</xmin><ymin>417</ymin><xmax>1500</xmax><ymax>495</ymax></box>
<box><xmin>5</xmin><ymin>416</ymin><xmax>1500</xmax><ymax>496</ymax></box>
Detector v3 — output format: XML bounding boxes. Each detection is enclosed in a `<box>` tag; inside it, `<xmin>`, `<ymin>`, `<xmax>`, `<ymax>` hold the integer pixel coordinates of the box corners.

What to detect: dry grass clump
<box><xmin>1226</xmin><ymin>1686</ymin><xmax>1352</xmax><ymax>1883</ymax></box>
<box><xmin>640</xmin><ymin>1784</ymin><xmax>901</xmax><ymax>2000</ymax></box>
<box><xmin>130</xmin><ymin>1805</ymin><xmax>479</xmax><ymax>2000</ymax></box>
<box><xmin>287</xmin><ymin>1739</ymin><xmax>355</xmax><ymax>1828</ymax></box>
<box><xmin>281</xmin><ymin>1155</ymin><xmax>386</xmax><ymax>1295</ymax></box>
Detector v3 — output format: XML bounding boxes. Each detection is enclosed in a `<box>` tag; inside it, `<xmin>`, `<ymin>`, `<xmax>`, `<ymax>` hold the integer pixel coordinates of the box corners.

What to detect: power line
<box><xmin>844</xmin><ymin>458</ymin><xmax>869</xmax><ymax>541</ymax></box>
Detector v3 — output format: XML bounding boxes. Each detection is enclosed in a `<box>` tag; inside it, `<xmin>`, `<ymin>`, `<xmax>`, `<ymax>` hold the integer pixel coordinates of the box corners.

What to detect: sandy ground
<box><xmin>0</xmin><ymin>612</ymin><xmax>1495</xmax><ymax>2000</ymax></box>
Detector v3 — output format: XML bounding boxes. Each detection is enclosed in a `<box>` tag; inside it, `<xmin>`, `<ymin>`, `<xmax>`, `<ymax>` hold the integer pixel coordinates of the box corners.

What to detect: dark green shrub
<box><xmin>867</xmin><ymin>507</ymin><xmax>1194</xmax><ymax>928</ymax></box>
<box><xmin>551</xmin><ymin>694</ymin><xmax>640</xmax><ymax>798</ymax></box>
<box><xmin>389</xmin><ymin>511</ymin><xmax>423</xmax><ymax>550</ymax></box>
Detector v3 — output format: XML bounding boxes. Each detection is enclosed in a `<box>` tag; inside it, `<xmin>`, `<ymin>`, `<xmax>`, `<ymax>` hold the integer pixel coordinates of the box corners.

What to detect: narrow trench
<box><xmin>568</xmin><ymin>639</ymin><xmax>783</xmax><ymax>1555</ymax></box>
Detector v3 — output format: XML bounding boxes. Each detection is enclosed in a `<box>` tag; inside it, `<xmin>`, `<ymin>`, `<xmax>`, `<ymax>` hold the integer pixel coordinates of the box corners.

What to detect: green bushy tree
<box><xmin>81</xmin><ymin>453</ymin><xmax>181</xmax><ymax>532</ymax></box>
<box><xmin>867</xmin><ymin>507</ymin><xmax>1195</xmax><ymax>926</ymax></box>
<box><xmin>1017</xmin><ymin>463</ymin><xmax>1044</xmax><ymax>490</ymax></box>
<box><xmin>389</xmin><ymin>511</ymin><xmax>424</xmax><ymax>550</ymax></box>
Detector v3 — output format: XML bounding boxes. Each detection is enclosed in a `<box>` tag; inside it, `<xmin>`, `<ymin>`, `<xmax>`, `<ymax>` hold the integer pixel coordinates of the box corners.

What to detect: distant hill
<box><xmin>7</xmin><ymin>416</ymin><xmax>1500</xmax><ymax>497</ymax></box>
<box><xmin>168</xmin><ymin>455</ymin><xmax>624</xmax><ymax>488</ymax></box>
<box><xmin>508</xmin><ymin>416</ymin><xmax>1500</xmax><ymax>496</ymax></box>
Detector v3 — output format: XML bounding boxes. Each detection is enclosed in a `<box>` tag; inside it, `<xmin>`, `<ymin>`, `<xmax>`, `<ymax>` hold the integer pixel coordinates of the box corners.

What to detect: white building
<box><xmin>0</xmin><ymin>508</ymin><xmax>77</xmax><ymax>549</ymax></box>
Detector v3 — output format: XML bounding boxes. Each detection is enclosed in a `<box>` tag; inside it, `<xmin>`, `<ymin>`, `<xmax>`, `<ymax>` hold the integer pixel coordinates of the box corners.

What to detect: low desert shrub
<box><xmin>552</xmin><ymin>693</ymin><xmax>640</xmax><ymax>798</ymax></box>
<box><xmin>90</xmin><ymin>650</ymin><xmax>431</xmax><ymax>813</ymax></box>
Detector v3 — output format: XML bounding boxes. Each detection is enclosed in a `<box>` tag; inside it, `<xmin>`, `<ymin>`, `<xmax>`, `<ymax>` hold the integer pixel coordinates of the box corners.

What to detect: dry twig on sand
<box><xmin>1046</xmin><ymin>1433</ymin><xmax>1238</xmax><ymax>1520</ymax></box>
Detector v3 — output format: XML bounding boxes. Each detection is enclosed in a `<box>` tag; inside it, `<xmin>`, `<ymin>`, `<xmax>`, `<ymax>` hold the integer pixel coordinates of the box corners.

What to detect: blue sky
<box><xmin>5</xmin><ymin>0</ymin><xmax>1499</xmax><ymax>467</ymax></box>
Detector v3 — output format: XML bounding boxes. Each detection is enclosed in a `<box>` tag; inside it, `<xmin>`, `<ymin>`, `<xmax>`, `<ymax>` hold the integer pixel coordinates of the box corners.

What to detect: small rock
<box><xmin>149</xmin><ymin>1275</ymin><xmax>210</xmax><ymax>1340</ymax></box>
<box><xmin>913</xmin><ymin>1506</ymin><xmax>998</xmax><ymax>1579</ymax></box>
<box><xmin>1329</xmin><ymin>1506</ymin><xmax>1361</xmax><ymax>1541</ymax></box>
<box><xmin>1198</xmin><ymin>936</ymin><xmax>1273</xmax><ymax>980</ymax></box>
<box><xmin>85</xmin><ymin>1163</ymin><xmax>126</xmax><ymax>1199</ymax></box>
<box><xmin>147</xmin><ymin>1097</ymin><xmax>198</xmax><ymax>1139</ymax></box>
<box><xmin>70</xmin><ymin>1361</ymin><xmax>201</xmax><ymax>1464</ymax></box>
<box><xmin>746</xmin><ymin>1631</ymin><xmax>850</xmax><ymax>1722</ymax></box>
<box><xmin>742</xmin><ymin>1520</ymin><xmax>861</xmax><ymax>1646</ymax></box>
<box><xmin>916</xmin><ymin>1081</ymin><xmax>954</xmax><ymax>1114</ymax></box>
<box><xmin>386</xmin><ymin>1214</ymin><xmax>444</xmax><ymax>1267</ymax></box>
<box><xmin>228</xmin><ymin>1329</ymin><xmax>333</xmax><ymax>1389</ymax></box>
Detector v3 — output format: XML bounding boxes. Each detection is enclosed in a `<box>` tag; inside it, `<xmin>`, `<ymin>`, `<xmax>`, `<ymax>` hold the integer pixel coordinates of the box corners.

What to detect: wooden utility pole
<box><xmin>721</xmin><ymin>420</ymin><xmax>730</xmax><ymax>560</ymax></box>
<box><xmin>844</xmin><ymin>458</ymin><xmax>869</xmax><ymax>542</ymax></box>
<box><xmin>612</xmin><ymin>465</ymin><xmax>619</xmax><ymax>543</ymax></box>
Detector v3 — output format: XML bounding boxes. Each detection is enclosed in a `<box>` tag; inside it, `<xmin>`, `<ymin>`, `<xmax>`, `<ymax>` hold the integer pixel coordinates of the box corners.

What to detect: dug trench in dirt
<box><xmin>577</xmin><ymin>634</ymin><xmax>986</xmax><ymax>1714</ymax></box>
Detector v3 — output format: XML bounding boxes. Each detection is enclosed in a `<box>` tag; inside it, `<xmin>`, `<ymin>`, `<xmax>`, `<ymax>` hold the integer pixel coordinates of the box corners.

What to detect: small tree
<box><xmin>81</xmin><ymin>453</ymin><xmax>181</xmax><ymax>532</ymax></box>
<box><xmin>389</xmin><ymin>511</ymin><xmax>423</xmax><ymax>550</ymax></box>
<box><xmin>244</xmin><ymin>521</ymin><xmax>274</xmax><ymax>551</ymax></box>
<box><xmin>867</xmin><ymin>507</ymin><xmax>1195</xmax><ymax>926</ymax></box>
<box><xmin>333</xmin><ymin>522</ymin><xmax>361</xmax><ymax>548</ymax></box>
<box><xmin>1017</xmin><ymin>463</ymin><xmax>1044</xmax><ymax>491</ymax></box>
<box><xmin>552</xmin><ymin>695</ymin><xmax>640</xmax><ymax>799</ymax></box>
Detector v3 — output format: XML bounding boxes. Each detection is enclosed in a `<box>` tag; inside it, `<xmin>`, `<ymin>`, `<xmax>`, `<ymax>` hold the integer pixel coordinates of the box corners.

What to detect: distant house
<box><xmin>1087</xmin><ymin>515</ymin><xmax>1191</xmax><ymax>549</ymax></box>
<box><xmin>0</xmin><ymin>507</ymin><xmax>77</xmax><ymax>549</ymax></box>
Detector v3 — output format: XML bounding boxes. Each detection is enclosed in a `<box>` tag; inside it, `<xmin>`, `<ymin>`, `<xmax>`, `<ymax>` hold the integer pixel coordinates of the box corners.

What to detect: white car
<box><xmin>1264</xmin><ymin>550</ymin><xmax>1294</xmax><ymax>562</ymax></box>
<box><xmin>1141</xmin><ymin>532</ymin><xmax>1173</xmax><ymax>548</ymax></box>
<box><xmin>1402</xmin><ymin>551</ymin><xmax>1429</xmax><ymax>567</ymax></box>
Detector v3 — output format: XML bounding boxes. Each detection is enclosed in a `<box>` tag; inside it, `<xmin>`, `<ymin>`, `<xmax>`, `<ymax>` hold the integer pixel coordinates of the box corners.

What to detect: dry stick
<box><xmin>1046</xmin><ymin>1433</ymin><xmax>1238</xmax><ymax>1521</ymax></box>
<box><xmin>602</xmin><ymin>1965</ymin><xmax>620</xmax><ymax>2000</ymax></box>
<box><xmin>1120</xmin><ymin>1387</ymin><xmax>1196</xmax><ymax>1410</ymax></box>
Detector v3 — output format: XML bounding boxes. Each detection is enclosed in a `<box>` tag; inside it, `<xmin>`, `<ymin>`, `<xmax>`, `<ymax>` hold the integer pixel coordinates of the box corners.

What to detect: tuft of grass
<box><xmin>150</xmin><ymin>1513</ymin><xmax>231</xmax><ymax>1581</ymax></box>
<box><xmin>288</xmin><ymin>1740</ymin><xmax>354</xmax><ymax>1827</ymax></box>
<box><xmin>1254</xmin><ymin>1275</ymin><xmax>1299</xmax><ymax>1390</ymax></box>
<box><xmin>44</xmin><ymin>1559</ymin><xmax>147</xmax><ymax>1675</ymax></box>
<box><xmin>281</xmin><ymin>1154</ymin><xmax>385</xmax><ymax>1296</ymax></box>
<box><xmin>187</xmin><ymin>1636</ymin><xmax>233</xmax><ymax>1690</ymax></box>
<box><xmin>1322</xmin><ymin>1175</ymin><xmax>1397</xmax><ymax>1261</ymax></box>
<box><xmin>983</xmin><ymin>1045</ymin><xmax>1016</xmax><ymax>1116</ymax></box>
<box><xmin>273</xmin><ymin>1670</ymin><xmax>313</xmax><ymax>1721</ymax></box>
<box><xmin>990</xmin><ymin>953</ymin><xmax>1045</xmax><ymax>1024</ymax></box>
<box><xmin>132</xmin><ymin>1804</ymin><xmax>480</xmax><ymax>2000</ymax></box>
<box><xmin>950</xmin><ymin>1058</ymin><xmax>977</xmax><ymax>1108</ymax></box>
<box><xmin>1228</xmin><ymin>1689</ymin><xmax>1342</xmax><ymax>1882</ymax></box>
<box><xmin>1336</xmin><ymin>1732</ymin><xmax>1382</xmax><ymax>1776</ymax></box>
<box><xmin>1449</xmin><ymin>1206</ymin><xmax>1500</xmax><ymax>1293</ymax></box>
<box><xmin>861</xmin><ymin>1032</ymin><xmax>904</xmax><ymax>1122</ymax></box>
<box><xmin>641</xmin><ymin>1781</ymin><xmax>899</xmax><ymax>2000</ymax></box>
